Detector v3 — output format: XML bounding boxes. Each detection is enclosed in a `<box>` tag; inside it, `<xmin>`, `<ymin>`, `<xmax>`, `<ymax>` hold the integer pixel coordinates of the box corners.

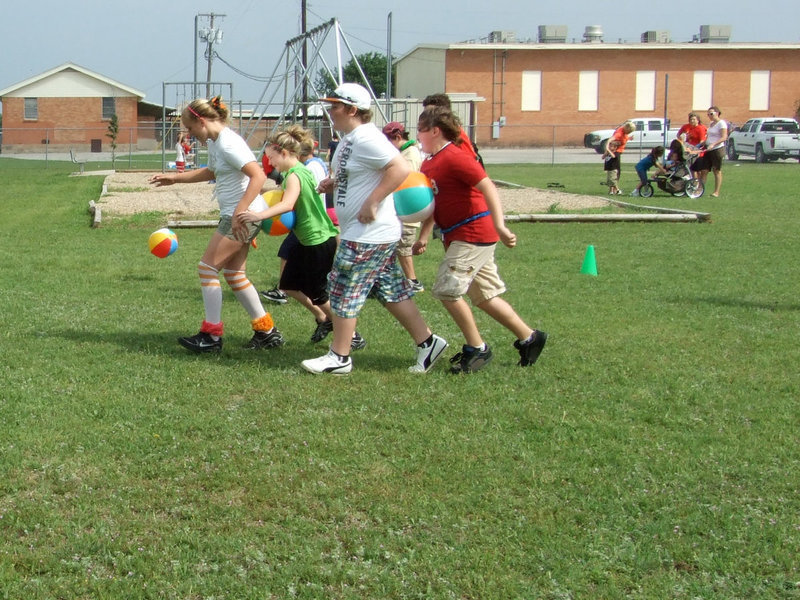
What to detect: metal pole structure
<box><xmin>194</xmin><ymin>15</ymin><xmax>199</xmax><ymax>98</ymax></box>
<box><xmin>663</xmin><ymin>73</ymin><xmax>670</xmax><ymax>147</ymax></box>
<box><xmin>301</xmin><ymin>0</ymin><xmax>308</xmax><ymax>127</ymax></box>
<box><xmin>386</xmin><ymin>12</ymin><xmax>393</xmax><ymax>120</ymax></box>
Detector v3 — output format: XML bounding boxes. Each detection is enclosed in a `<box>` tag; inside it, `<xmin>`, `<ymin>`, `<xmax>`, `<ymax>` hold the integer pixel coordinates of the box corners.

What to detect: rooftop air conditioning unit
<box><xmin>699</xmin><ymin>25</ymin><xmax>731</xmax><ymax>43</ymax></box>
<box><xmin>641</xmin><ymin>30</ymin><xmax>670</xmax><ymax>43</ymax></box>
<box><xmin>538</xmin><ymin>25</ymin><xmax>567</xmax><ymax>43</ymax></box>
<box><xmin>488</xmin><ymin>30</ymin><xmax>516</xmax><ymax>43</ymax></box>
<box><xmin>582</xmin><ymin>25</ymin><xmax>603</xmax><ymax>43</ymax></box>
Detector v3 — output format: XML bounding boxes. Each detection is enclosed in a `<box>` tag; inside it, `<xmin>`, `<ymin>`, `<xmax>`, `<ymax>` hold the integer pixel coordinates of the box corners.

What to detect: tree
<box><xmin>314</xmin><ymin>52</ymin><xmax>393</xmax><ymax>98</ymax></box>
<box><xmin>106</xmin><ymin>114</ymin><xmax>119</xmax><ymax>168</ymax></box>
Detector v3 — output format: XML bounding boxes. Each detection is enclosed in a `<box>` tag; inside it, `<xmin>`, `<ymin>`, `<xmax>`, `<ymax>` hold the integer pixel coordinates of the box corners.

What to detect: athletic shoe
<box><xmin>310</xmin><ymin>319</ymin><xmax>333</xmax><ymax>343</ymax></box>
<box><xmin>351</xmin><ymin>331</ymin><xmax>367</xmax><ymax>351</ymax></box>
<box><xmin>449</xmin><ymin>344</ymin><xmax>493</xmax><ymax>374</ymax></box>
<box><xmin>260</xmin><ymin>286</ymin><xmax>288</xmax><ymax>304</ymax></box>
<box><xmin>409</xmin><ymin>279</ymin><xmax>425</xmax><ymax>293</ymax></box>
<box><xmin>409</xmin><ymin>334</ymin><xmax>448</xmax><ymax>373</ymax></box>
<box><xmin>244</xmin><ymin>328</ymin><xmax>285</xmax><ymax>349</ymax></box>
<box><xmin>301</xmin><ymin>350</ymin><xmax>352</xmax><ymax>375</ymax></box>
<box><xmin>178</xmin><ymin>331</ymin><xmax>222</xmax><ymax>354</ymax></box>
<box><xmin>514</xmin><ymin>330</ymin><xmax>548</xmax><ymax>366</ymax></box>
<box><xmin>630</xmin><ymin>189</ymin><xmax>640</xmax><ymax>197</ymax></box>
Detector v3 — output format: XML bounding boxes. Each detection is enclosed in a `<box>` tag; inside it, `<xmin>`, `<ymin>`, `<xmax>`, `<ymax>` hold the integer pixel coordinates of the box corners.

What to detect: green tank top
<box><xmin>284</xmin><ymin>164</ymin><xmax>338</xmax><ymax>246</ymax></box>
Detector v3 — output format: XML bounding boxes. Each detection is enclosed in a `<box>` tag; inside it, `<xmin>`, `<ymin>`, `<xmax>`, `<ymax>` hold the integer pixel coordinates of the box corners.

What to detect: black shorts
<box><xmin>604</xmin><ymin>154</ymin><xmax>621</xmax><ymax>171</ymax></box>
<box><xmin>277</xmin><ymin>231</ymin><xmax>300</xmax><ymax>260</ymax></box>
<box><xmin>279</xmin><ymin>236</ymin><xmax>337</xmax><ymax>305</ymax></box>
<box><xmin>692</xmin><ymin>147</ymin><xmax>725</xmax><ymax>172</ymax></box>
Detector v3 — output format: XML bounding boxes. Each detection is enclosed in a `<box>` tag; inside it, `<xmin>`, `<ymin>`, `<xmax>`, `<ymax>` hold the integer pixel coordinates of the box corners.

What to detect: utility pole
<box><xmin>196</xmin><ymin>13</ymin><xmax>225</xmax><ymax>98</ymax></box>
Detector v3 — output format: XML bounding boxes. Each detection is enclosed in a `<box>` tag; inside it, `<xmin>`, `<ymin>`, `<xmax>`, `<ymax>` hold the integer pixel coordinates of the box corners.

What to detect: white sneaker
<box><xmin>630</xmin><ymin>189</ymin><xmax>640</xmax><ymax>197</ymax></box>
<box><xmin>301</xmin><ymin>350</ymin><xmax>352</xmax><ymax>375</ymax></box>
<box><xmin>409</xmin><ymin>334</ymin><xmax>449</xmax><ymax>373</ymax></box>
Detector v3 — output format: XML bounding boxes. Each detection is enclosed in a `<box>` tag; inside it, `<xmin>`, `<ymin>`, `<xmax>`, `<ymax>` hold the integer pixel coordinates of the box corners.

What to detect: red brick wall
<box><xmin>1</xmin><ymin>96</ymin><xmax>141</xmax><ymax>151</ymax></box>
<box><xmin>444</xmin><ymin>46</ymin><xmax>800</xmax><ymax>147</ymax></box>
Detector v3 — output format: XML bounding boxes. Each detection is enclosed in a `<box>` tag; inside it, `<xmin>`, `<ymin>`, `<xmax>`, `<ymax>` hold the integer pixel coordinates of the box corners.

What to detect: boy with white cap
<box><xmin>301</xmin><ymin>83</ymin><xmax>448</xmax><ymax>375</ymax></box>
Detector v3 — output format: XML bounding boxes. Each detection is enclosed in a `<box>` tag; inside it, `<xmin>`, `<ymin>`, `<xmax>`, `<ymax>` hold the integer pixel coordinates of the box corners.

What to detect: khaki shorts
<box><xmin>217</xmin><ymin>216</ymin><xmax>261</xmax><ymax>243</ymax></box>
<box><xmin>396</xmin><ymin>222</ymin><xmax>420</xmax><ymax>257</ymax></box>
<box><xmin>431</xmin><ymin>241</ymin><xmax>506</xmax><ymax>305</ymax></box>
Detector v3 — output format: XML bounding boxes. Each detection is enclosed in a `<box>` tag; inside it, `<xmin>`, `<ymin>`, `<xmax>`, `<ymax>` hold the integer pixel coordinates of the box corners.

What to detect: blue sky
<box><xmin>2</xmin><ymin>0</ymin><xmax>797</xmax><ymax>105</ymax></box>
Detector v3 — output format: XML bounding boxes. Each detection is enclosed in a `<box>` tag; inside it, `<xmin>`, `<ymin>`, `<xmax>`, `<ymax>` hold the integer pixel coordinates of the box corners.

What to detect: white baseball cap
<box><xmin>320</xmin><ymin>83</ymin><xmax>371</xmax><ymax>110</ymax></box>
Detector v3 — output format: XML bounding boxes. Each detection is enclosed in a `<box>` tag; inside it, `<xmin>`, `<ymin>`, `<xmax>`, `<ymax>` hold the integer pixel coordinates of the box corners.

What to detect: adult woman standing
<box><xmin>693</xmin><ymin>106</ymin><xmax>728</xmax><ymax>197</ymax></box>
<box><xmin>150</xmin><ymin>96</ymin><xmax>283</xmax><ymax>353</ymax></box>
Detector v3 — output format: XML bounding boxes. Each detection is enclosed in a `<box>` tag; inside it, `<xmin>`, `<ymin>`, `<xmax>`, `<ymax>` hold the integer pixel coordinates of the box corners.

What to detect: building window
<box><xmin>635</xmin><ymin>71</ymin><xmax>656</xmax><ymax>111</ymax></box>
<box><xmin>521</xmin><ymin>70</ymin><xmax>542</xmax><ymax>111</ymax></box>
<box><xmin>24</xmin><ymin>98</ymin><xmax>38</xmax><ymax>120</ymax></box>
<box><xmin>102</xmin><ymin>97</ymin><xmax>116</xmax><ymax>120</ymax></box>
<box><xmin>749</xmin><ymin>71</ymin><xmax>770</xmax><ymax>111</ymax></box>
<box><xmin>692</xmin><ymin>71</ymin><xmax>713</xmax><ymax>111</ymax></box>
<box><xmin>578</xmin><ymin>71</ymin><xmax>598</xmax><ymax>111</ymax></box>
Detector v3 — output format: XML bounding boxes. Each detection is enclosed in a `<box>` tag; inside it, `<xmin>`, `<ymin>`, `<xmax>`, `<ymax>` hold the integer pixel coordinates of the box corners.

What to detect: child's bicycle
<box><xmin>639</xmin><ymin>155</ymin><xmax>704</xmax><ymax>199</ymax></box>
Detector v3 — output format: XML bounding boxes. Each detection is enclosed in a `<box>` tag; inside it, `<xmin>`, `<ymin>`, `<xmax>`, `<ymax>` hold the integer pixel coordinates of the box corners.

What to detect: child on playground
<box><xmin>301</xmin><ymin>83</ymin><xmax>448</xmax><ymax>375</ymax></box>
<box><xmin>237</xmin><ymin>125</ymin><xmax>345</xmax><ymax>346</ymax></box>
<box><xmin>149</xmin><ymin>96</ymin><xmax>283</xmax><ymax>354</ymax></box>
<box><xmin>631</xmin><ymin>145</ymin><xmax>667</xmax><ymax>197</ymax></box>
<box><xmin>413</xmin><ymin>106</ymin><xmax>547</xmax><ymax>374</ymax></box>
<box><xmin>603</xmin><ymin>139</ymin><xmax>622</xmax><ymax>194</ymax></box>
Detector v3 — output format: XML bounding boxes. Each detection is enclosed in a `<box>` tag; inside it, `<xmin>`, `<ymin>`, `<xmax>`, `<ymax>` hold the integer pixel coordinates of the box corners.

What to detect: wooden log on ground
<box><xmin>504</xmin><ymin>213</ymin><xmax>704</xmax><ymax>223</ymax></box>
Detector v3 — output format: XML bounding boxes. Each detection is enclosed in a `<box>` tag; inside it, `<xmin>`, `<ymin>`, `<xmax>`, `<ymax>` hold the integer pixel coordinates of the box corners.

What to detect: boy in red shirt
<box><xmin>413</xmin><ymin>106</ymin><xmax>547</xmax><ymax>374</ymax></box>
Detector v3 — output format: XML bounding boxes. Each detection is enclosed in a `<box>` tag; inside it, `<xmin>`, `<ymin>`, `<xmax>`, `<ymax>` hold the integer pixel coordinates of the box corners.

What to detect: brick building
<box><xmin>395</xmin><ymin>39</ymin><xmax>800</xmax><ymax>147</ymax></box>
<box><xmin>0</xmin><ymin>62</ymin><xmax>165</xmax><ymax>153</ymax></box>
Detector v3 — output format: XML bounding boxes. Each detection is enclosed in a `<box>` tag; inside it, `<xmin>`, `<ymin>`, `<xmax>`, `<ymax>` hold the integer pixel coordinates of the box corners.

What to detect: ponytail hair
<box><xmin>184</xmin><ymin>96</ymin><xmax>230</xmax><ymax>123</ymax></box>
<box><xmin>268</xmin><ymin>124</ymin><xmax>313</xmax><ymax>157</ymax></box>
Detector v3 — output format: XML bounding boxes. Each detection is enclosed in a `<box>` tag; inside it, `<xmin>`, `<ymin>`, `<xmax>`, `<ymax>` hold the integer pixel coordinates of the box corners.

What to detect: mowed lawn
<box><xmin>0</xmin><ymin>157</ymin><xmax>798</xmax><ymax>599</ymax></box>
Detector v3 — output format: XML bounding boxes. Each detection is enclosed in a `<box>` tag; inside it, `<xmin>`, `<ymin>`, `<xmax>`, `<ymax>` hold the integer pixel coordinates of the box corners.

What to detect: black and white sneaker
<box><xmin>351</xmin><ymin>331</ymin><xmax>367</xmax><ymax>351</ymax></box>
<box><xmin>244</xmin><ymin>328</ymin><xmax>285</xmax><ymax>349</ymax></box>
<box><xmin>301</xmin><ymin>350</ymin><xmax>353</xmax><ymax>375</ymax></box>
<box><xmin>449</xmin><ymin>344</ymin><xmax>493</xmax><ymax>374</ymax></box>
<box><xmin>178</xmin><ymin>331</ymin><xmax>223</xmax><ymax>354</ymax></box>
<box><xmin>310</xmin><ymin>319</ymin><xmax>334</xmax><ymax>343</ymax></box>
<box><xmin>260</xmin><ymin>286</ymin><xmax>288</xmax><ymax>304</ymax></box>
<box><xmin>409</xmin><ymin>334</ymin><xmax>448</xmax><ymax>373</ymax></box>
<box><xmin>514</xmin><ymin>330</ymin><xmax>547</xmax><ymax>366</ymax></box>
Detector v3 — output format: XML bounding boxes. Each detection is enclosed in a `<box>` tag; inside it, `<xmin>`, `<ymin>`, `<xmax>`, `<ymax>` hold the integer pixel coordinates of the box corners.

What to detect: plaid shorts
<box><xmin>328</xmin><ymin>240</ymin><xmax>413</xmax><ymax>319</ymax></box>
<box><xmin>217</xmin><ymin>215</ymin><xmax>261</xmax><ymax>243</ymax></box>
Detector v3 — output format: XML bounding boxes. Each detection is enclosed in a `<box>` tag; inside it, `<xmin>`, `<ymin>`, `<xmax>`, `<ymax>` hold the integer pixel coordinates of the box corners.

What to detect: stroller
<box><xmin>639</xmin><ymin>153</ymin><xmax>704</xmax><ymax>199</ymax></box>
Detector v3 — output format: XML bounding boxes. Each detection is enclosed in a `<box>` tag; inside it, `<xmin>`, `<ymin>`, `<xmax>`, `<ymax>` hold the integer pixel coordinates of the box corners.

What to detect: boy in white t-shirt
<box><xmin>301</xmin><ymin>84</ymin><xmax>448</xmax><ymax>375</ymax></box>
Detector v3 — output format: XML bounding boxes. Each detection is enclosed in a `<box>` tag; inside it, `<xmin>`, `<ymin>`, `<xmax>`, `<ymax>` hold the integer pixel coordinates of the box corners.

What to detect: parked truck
<box><xmin>726</xmin><ymin>118</ymin><xmax>800</xmax><ymax>162</ymax></box>
<box><xmin>583</xmin><ymin>118</ymin><xmax>681</xmax><ymax>154</ymax></box>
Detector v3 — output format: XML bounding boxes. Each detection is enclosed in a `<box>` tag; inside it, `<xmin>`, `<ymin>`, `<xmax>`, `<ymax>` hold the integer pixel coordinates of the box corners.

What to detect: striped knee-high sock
<box><xmin>223</xmin><ymin>269</ymin><xmax>266</xmax><ymax>320</ymax></box>
<box><xmin>198</xmin><ymin>261</ymin><xmax>223</xmax><ymax>325</ymax></box>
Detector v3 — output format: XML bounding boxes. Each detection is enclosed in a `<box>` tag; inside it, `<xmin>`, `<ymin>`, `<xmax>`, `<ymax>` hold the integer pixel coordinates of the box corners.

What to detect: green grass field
<box><xmin>0</xmin><ymin>157</ymin><xmax>798</xmax><ymax>599</ymax></box>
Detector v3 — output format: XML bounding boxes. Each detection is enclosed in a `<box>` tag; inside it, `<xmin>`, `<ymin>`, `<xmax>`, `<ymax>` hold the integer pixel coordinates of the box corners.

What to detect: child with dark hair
<box><xmin>413</xmin><ymin>106</ymin><xmax>547</xmax><ymax>374</ymax></box>
<box><xmin>631</xmin><ymin>145</ymin><xmax>667</xmax><ymax>197</ymax></box>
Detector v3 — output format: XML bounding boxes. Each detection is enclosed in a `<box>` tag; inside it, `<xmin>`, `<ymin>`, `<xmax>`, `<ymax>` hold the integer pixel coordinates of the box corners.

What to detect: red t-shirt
<box><xmin>459</xmin><ymin>128</ymin><xmax>478</xmax><ymax>159</ymax></box>
<box><xmin>611</xmin><ymin>126</ymin><xmax>633</xmax><ymax>153</ymax></box>
<box><xmin>678</xmin><ymin>123</ymin><xmax>707</xmax><ymax>147</ymax></box>
<box><xmin>420</xmin><ymin>142</ymin><xmax>499</xmax><ymax>247</ymax></box>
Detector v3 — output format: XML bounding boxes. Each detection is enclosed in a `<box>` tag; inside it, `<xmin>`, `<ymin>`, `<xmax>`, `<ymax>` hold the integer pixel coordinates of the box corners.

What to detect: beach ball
<box><xmin>259</xmin><ymin>190</ymin><xmax>296</xmax><ymax>236</ymax></box>
<box><xmin>149</xmin><ymin>228</ymin><xmax>178</xmax><ymax>258</ymax></box>
<box><xmin>394</xmin><ymin>171</ymin><xmax>434</xmax><ymax>223</ymax></box>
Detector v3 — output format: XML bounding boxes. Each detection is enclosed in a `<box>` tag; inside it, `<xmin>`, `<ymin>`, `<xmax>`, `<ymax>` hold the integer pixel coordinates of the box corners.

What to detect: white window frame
<box><xmin>635</xmin><ymin>71</ymin><xmax>656</xmax><ymax>111</ymax></box>
<box><xmin>578</xmin><ymin>71</ymin><xmax>598</xmax><ymax>112</ymax></box>
<box><xmin>692</xmin><ymin>71</ymin><xmax>713</xmax><ymax>111</ymax></box>
<box><xmin>749</xmin><ymin>71</ymin><xmax>770</xmax><ymax>111</ymax></box>
<box><xmin>521</xmin><ymin>70</ymin><xmax>542</xmax><ymax>112</ymax></box>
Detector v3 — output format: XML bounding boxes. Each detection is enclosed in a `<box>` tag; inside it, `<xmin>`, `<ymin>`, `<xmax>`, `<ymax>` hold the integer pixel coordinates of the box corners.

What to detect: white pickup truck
<box><xmin>583</xmin><ymin>118</ymin><xmax>681</xmax><ymax>154</ymax></box>
<box><xmin>726</xmin><ymin>118</ymin><xmax>800</xmax><ymax>162</ymax></box>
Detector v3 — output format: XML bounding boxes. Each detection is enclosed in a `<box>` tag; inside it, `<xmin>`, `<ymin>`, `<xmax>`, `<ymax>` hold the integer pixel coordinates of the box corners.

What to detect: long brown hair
<box><xmin>417</xmin><ymin>106</ymin><xmax>462</xmax><ymax>144</ymax></box>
